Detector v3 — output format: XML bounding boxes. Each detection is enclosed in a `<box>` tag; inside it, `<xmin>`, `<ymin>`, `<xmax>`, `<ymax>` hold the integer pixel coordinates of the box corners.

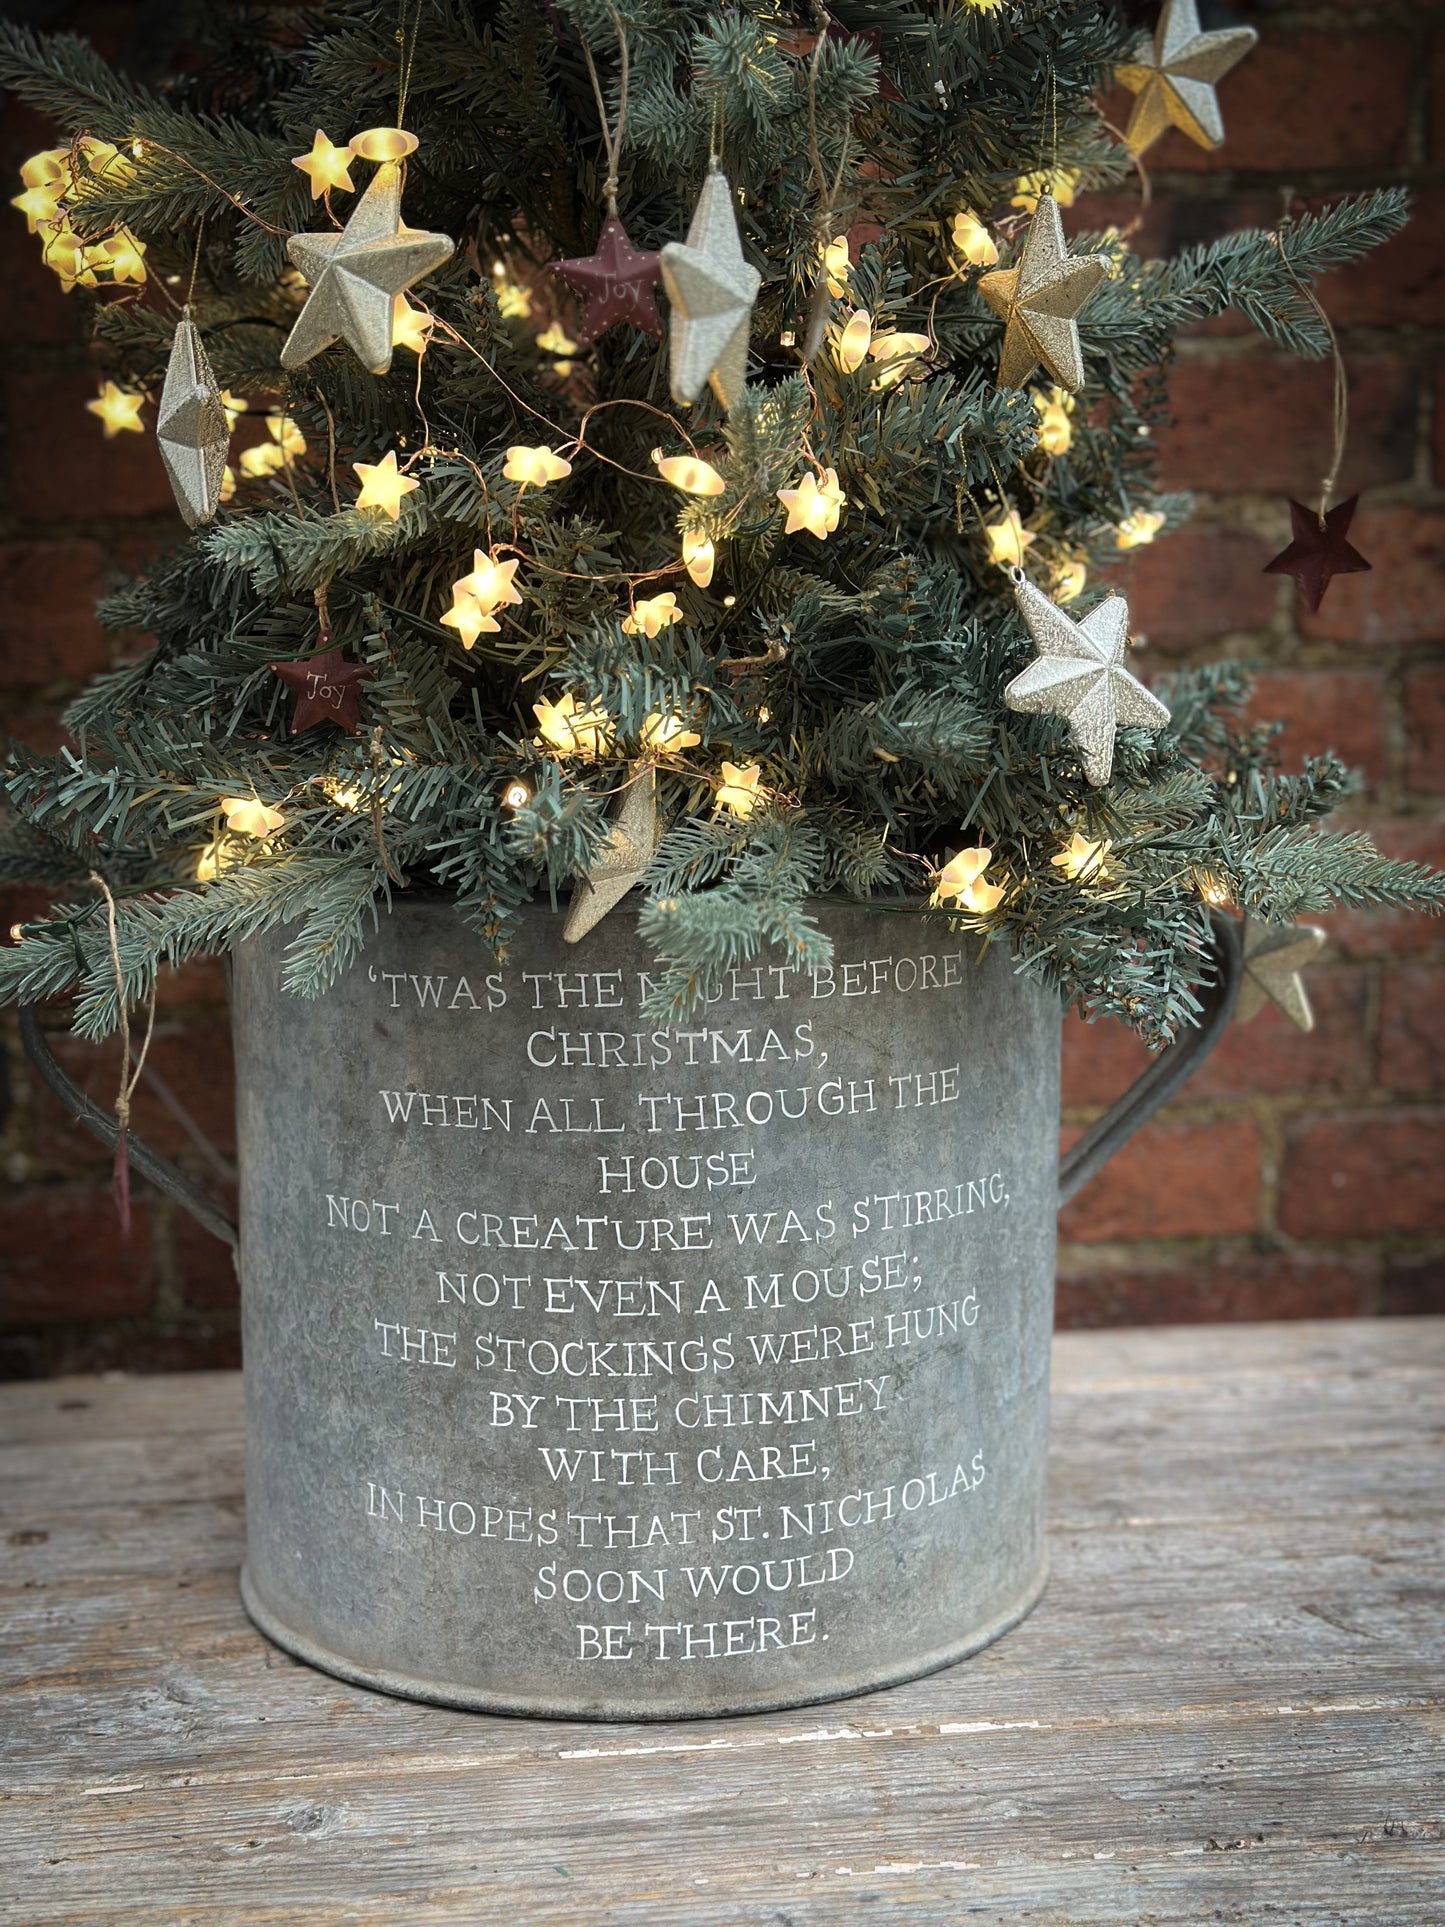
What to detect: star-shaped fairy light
<box><xmin>272</xmin><ymin>650</ymin><xmax>375</xmax><ymax>734</ymax></box>
<box><xmin>562</xmin><ymin>766</ymin><xmax>662</xmax><ymax>943</ymax></box>
<box><xmin>682</xmin><ymin>530</ymin><xmax>715</xmax><ymax>587</ymax></box>
<box><xmin>440</xmin><ymin>552</ymin><xmax>523</xmax><ymax>648</ymax></box>
<box><xmin>220</xmin><ymin>796</ymin><xmax>286</xmax><ymax>838</ymax></box>
<box><xmin>653</xmin><ymin>450</ymin><xmax>726</xmax><ymax>495</ymax></box>
<box><xmin>1115</xmin><ymin>509</ymin><xmax>1167</xmax><ymax>550</ymax></box>
<box><xmin>1051</xmin><ymin>832</ymin><xmax>1113</xmax><ymax>883</ymax></box>
<box><xmin>89</xmin><ymin>230</ymin><xmax>146</xmax><ymax>284</ymax></box>
<box><xmin>551</xmin><ymin>216</ymin><xmax>664</xmax><ymax>345</ymax></box>
<box><xmin>280</xmin><ymin>162</ymin><xmax>454</xmax><ymax>376</ymax></box>
<box><xmin>290</xmin><ymin>130</ymin><xmax>356</xmax><ymax>200</ymax></box>
<box><xmin>503</xmin><ymin>444</ymin><xmax>572</xmax><ymax>488</ymax></box>
<box><xmin>979</xmin><ymin>193</ymin><xmax>1107</xmax><ymax>394</ymax></box>
<box><xmin>835</xmin><ymin>309</ymin><xmax>874</xmax><ymax>373</ymax></box>
<box><xmin>951</xmin><ymin>209</ymin><xmax>999</xmax><ymax>269</ymax></box>
<box><xmin>1116</xmin><ymin>0</ymin><xmax>1258</xmax><ymax>155</ymax></box>
<box><xmin>621</xmin><ymin>592</ymin><xmax>685</xmax><ymax>638</ymax></box>
<box><xmin>87</xmin><ymin>380</ymin><xmax>145</xmax><ymax>438</ymax></box>
<box><xmin>869</xmin><ymin>330</ymin><xmax>930</xmax><ymax>389</ymax></box>
<box><xmin>1004</xmin><ymin>575</ymin><xmax>1170</xmax><ymax>788</ymax></box>
<box><xmin>1263</xmin><ymin>496</ymin><xmax>1371</xmax><ymax>612</ymax></box>
<box><xmin>352</xmin><ymin>450</ymin><xmax>419</xmax><ymax>519</ymax></box>
<box><xmin>777</xmin><ymin>468</ymin><xmax>846</xmax><ymax>540</ymax></box>
<box><xmin>11</xmin><ymin>153</ymin><xmax>66</xmax><ymax>232</ymax></box>
<box><xmin>156</xmin><ymin>315</ymin><xmax>230</xmax><ymax>527</ymax></box>
<box><xmin>391</xmin><ymin>296</ymin><xmax>433</xmax><ymax>355</ymax></box>
<box><xmin>716</xmin><ymin>761</ymin><xmax>765</xmax><ymax>818</ymax></box>
<box><xmin>659</xmin><ymin>164</ymin><xmax>761</xmax><ymax>411</ymax></box>
<box><xmin>1236</xmin><ymin>919</ymin><xmax>1327</xmax><ymax>1031</ymax></box>
<box><xmin>932</xmin><ymin>846</ymin><xmax>1005</xmax><ymax>915</ymax></box>
<box><xmin>1052</xmin><ymin>552</ymin><xmax>1089</xmax><ymax>603</ymax></box>
<box><xmin>1034</xmin><ymin>386</ymin><xmax>1074</xmax><ymax>456</ymax></box>
<box><xmin>640</xmin><ymin>711</ymin><xmax>701</xmax><ymax>756</ymax></box>
<box><xmin>984</xmin><ymin>509</ymin><xmax>1035</xmax><ymax>569</ymax></box>
<box><xmin>533</xmin><ymin>693</ymin><xmax>614</xmax><ymax>758</ymax></box>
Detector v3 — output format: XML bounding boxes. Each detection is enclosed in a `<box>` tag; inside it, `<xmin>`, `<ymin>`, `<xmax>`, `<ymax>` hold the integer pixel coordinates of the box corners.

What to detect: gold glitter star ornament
<box><xmin>156</xmin><ymin>314</ymin><xmax>230</xmax><ymax>526</ymax></box>
<box><xmin>1236</xmin><ymin>919</ymin><xmax>1326</xmax><ymax>1031</ymax></box>
<box><xmin>1004</xmin><ymin>574</ymin><xmax>1170</xmax><ymax>788</ymax></box>
<box><xmin>1116</xmin><ymin>0</ymin><xmax>1258</xmax><ymax>155</ymax></box>
<box><xmin>280</xmin><ymin>158</ymin><xmax>454</xmax><ymax>376</ymax></box>
<box><xmin>659</xmin><ymin>162</ymin><xmax>761</xmax><ymax>411</ymax></box>
<box><xmin>978</xmin><ymin>193</ymin><xmax>1106</xmax><ymax>393</ymax></box>
<box><xmin>562</xmin><ymin>767</ymin><xmax>662</xmax><ymax>943</ymax></box>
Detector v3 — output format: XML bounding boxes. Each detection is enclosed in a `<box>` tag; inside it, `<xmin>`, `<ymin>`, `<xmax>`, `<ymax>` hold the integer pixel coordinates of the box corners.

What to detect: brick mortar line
<box><xmin>1058</xmin><ymin>1232</ymin><xmax>1445</xmax><ymax>1263</ymax></box>
<box><xmin>1061</xmin><ymin>1091</ymin><xmax>1445</xmax><ymax>1127</ymax></box>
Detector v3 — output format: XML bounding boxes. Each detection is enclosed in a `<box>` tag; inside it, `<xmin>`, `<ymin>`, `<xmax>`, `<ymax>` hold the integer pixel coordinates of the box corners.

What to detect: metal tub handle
<box><xmin>17</xmin><ymin>1004</ymin><xmax>239</xmax><ymax>1250</ymax></box>
<box><xmin>1057</xmin><ymin>912</ymin><xmax>1242</xmax><ymax>1207</ymax></box>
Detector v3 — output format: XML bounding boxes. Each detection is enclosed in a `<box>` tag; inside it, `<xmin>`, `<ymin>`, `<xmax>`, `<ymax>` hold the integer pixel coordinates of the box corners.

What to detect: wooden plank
<box><xmin>1</xmin><ymin>1319</ymin><xmax>1441</xmax><ymax>1927</ymax></box>
<box><xmin>5</xmin><ymin>1727</ymin><xmax>1442</xmax><ymax>1926</ymax></box>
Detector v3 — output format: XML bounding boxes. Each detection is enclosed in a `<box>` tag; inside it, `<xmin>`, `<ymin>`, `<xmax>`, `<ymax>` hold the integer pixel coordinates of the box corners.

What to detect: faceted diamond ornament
<box><xmin>562</xmin><ymin>766</ymin><xmax>662</xmax><ymax>942</ymax></box>
<box><xmin>280</xmin><ymin>162</ymin><xmax>454</xmax><ymax>376</ymax></box>
<box><xmin>1116</xmin><ymin>0</ymin><xmax>1258</xmax><ymax>155</ymax></box>
<box><xmin>156</xmin><ymin>314</ymin><xmax>230</xmax><ymax>527</ymax></box>
<box><xmin>1236</xmin><ymin>919</ymin><xmax>1326</xmax><ymax>1031</ymax></box>
<box><xmin>1004</xmin><ymin>575</ymin><xmax>1170</xmax><ymax>788</ymax></box>
<box><xmin>659</xmin><ymin>164</ymin><xmax>761</xmax><ymax>411</ymax></box>
<box><xmin>978</xmin><ymin>194</ymin><xmax>1106</xmax><ymax>394</ymax></box>
<box><xmin>551</xmin><ymin>216</ymin><xmax>663</xmax><ymax>345</ymax></box>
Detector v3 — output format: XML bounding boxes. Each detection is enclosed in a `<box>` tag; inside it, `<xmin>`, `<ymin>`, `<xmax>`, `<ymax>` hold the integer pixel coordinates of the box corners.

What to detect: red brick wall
<box><xmin>0</xmin><ymin>2</ymin><xmax>1441</xmax><ymax>1373</ymax></box>
<box><xmin>1063</xmin><ymin>0</ymin><xmax>1445</xmax><ymax>1323</ymax></box>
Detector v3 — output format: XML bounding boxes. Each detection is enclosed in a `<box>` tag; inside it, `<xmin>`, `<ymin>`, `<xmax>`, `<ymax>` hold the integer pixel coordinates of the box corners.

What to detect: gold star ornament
<box><xmin>1116</xmin><ymin>0</ymin><xmax>1258</xmax><ymax>156</ymax></box>
<box><xmin>1236</xmin><ymin>919</ymin><xmax>1326</xmax><ymax>1031</ymax></box>
<box><xmin>1004</xmin><ymin>575</ymin><xmax>1170</xmax><ymax>788</ymax></box>
<box><xmin>280</xmin><ymin>160</ymin><xmax>454</xmax><ymax>376</ymax></box>
<box><xmin>562</xmin><ymin>766</ymin><xmax>662</xmax><ymax>943</ymax></box>
<box><xmin>979</xmin><ymin>193</ymin><xmax>1106</xmax><ymax>394</ymax></box>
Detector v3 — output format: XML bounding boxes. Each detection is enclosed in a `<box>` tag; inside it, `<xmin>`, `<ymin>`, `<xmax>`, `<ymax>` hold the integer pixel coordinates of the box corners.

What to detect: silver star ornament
<box><xmin>280</xmin><ymin>162</ymin><xmax>454</xmax><ymax>376</ymax></box>
<box><xmin>659</xmin><ymin>164</ymin><xmax>761</xmax><ymax>412</ymax></box>
<box><xmin>1004</xmin><ymin>574</ymin><xmax>1171</xmax><ymax>788</ymax></box>
<box><xmin>563</xmin><ymin>766</ymin><xmax>662</xmax><ymax>943</ymax></box>
<box><xmin>978</xmin><ymin>193</ymin><xmax>1107</xmax><ymax>394</ymax></box>
<box><xmin>1117</xmin><ymin>0</ymin><xmax>1258</xmax><ymax>155</ymax></box>
<box><xmin>1236</xmin><ymin>919</ymin><xmax>1326</xmax><ymax>1030</ymax></box>
<box><xmin>156</xmin><ymin>312</ymin><xmax>230</xmax><ymax>527</ymax></box>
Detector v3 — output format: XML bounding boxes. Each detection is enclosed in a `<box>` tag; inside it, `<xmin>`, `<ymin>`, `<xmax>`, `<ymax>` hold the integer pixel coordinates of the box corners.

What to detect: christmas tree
<box><xmin>0</xmin><ymin>0</ymin><xmax>1439</xmax><ymax>1050</ymax></box>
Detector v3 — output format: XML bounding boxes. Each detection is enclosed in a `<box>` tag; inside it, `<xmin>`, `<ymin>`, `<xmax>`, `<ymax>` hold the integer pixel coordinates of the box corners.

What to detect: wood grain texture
<box><xmin>2</xmin><ymin>1320</ymin><xmax>1441</xmax><ymax>1927</ymax></box>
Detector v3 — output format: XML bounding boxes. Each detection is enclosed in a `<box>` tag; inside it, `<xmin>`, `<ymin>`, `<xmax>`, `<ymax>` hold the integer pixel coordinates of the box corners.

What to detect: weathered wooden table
<box><xmin>3</xmin><ymin>1318</ymin><xmax>1441</xmax><ymax>1926</ymax></box>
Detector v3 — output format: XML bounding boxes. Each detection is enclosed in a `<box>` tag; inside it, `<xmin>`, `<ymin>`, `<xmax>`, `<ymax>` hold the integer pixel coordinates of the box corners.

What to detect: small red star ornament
<box><xmin>1263</xmin><ymin>496</ymin><xmax>1372</xmax><ymax>612</ymax></box>
<box><xmin>272</xmin><ymin>650</ymin><xmax>374</xmax><ymax>734</ymax></box>
<box><xmin>550</xmin><ymin>217</ymin><xmax>663</xmax><ymax>346</ymax></box>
